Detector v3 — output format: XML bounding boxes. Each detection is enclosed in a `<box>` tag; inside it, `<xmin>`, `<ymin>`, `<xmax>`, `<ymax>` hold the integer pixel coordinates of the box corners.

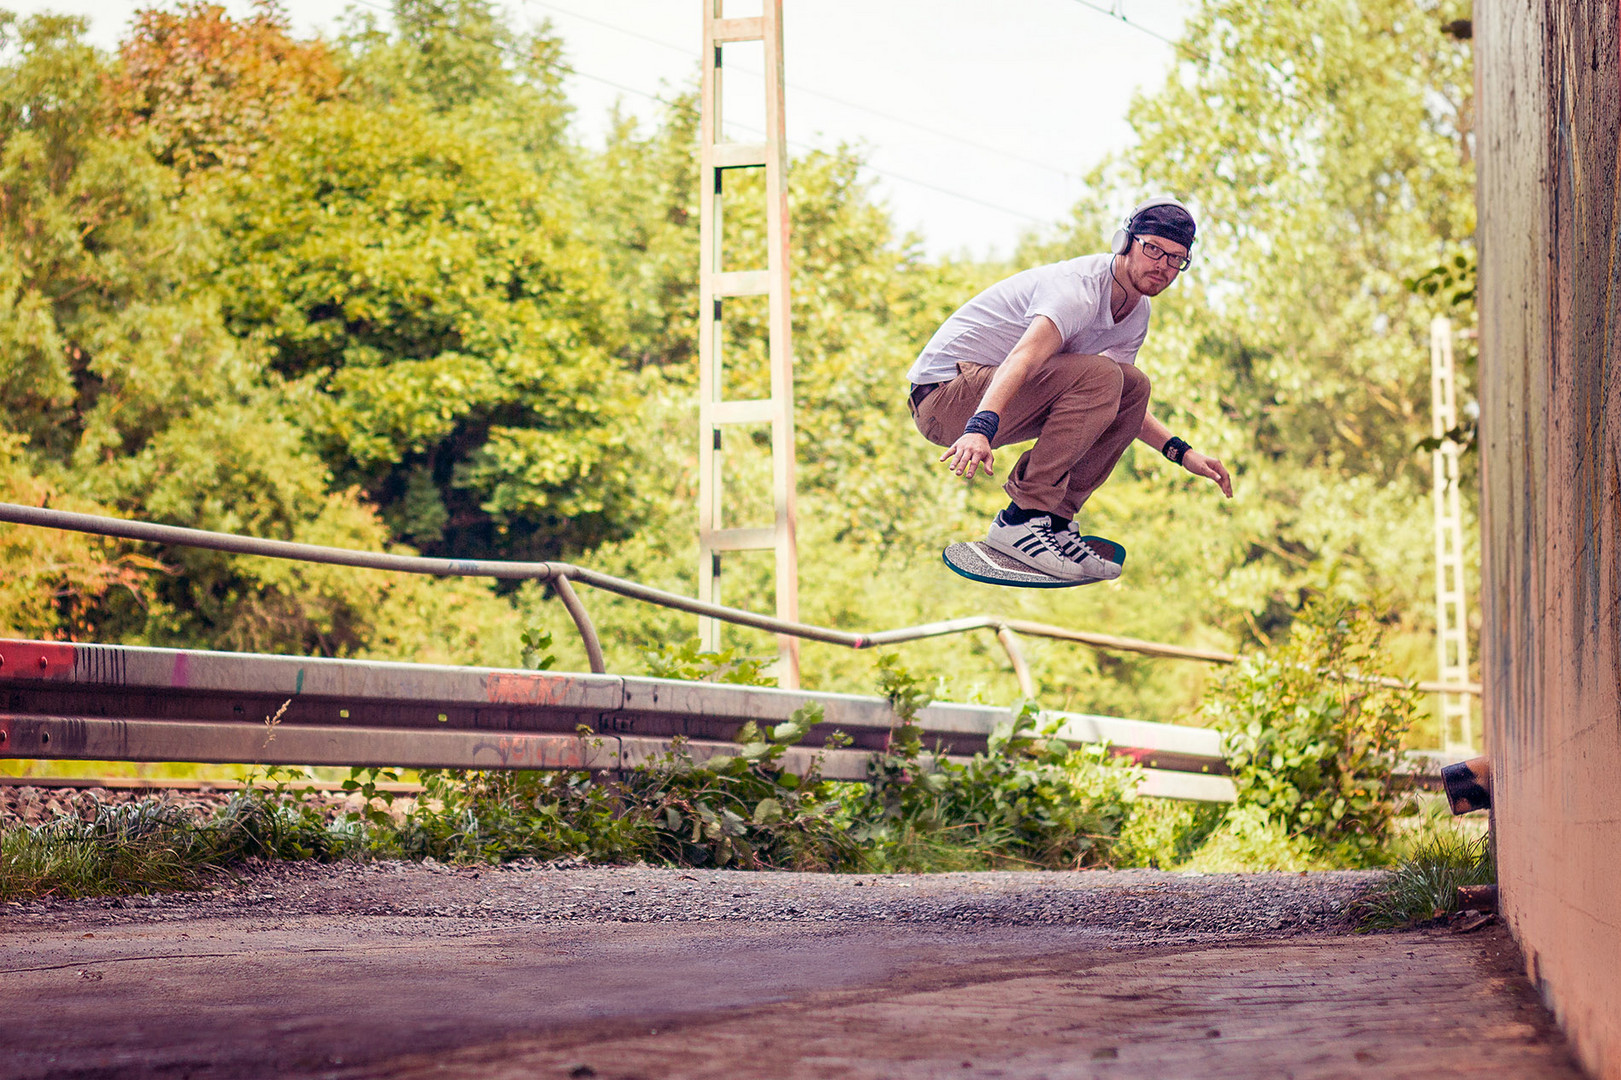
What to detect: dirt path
<box><xmin>0</xmin><ymin>864</ymin><xmax>1584</xmax><ymax>1079</ymax></box>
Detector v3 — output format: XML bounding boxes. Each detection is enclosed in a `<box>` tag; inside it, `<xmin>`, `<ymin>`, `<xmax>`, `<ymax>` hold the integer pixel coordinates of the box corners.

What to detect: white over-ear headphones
<box><xmin>1111</xmin><ymin>195</ymin><xmax>1195</xmax><ymax>263</ymax></box>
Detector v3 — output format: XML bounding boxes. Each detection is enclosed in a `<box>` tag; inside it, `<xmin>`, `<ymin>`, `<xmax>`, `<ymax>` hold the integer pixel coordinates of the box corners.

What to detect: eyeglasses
<box><xmin>1137</xmin><ymin>239</ymin><xmax>1191</xmax><ymax>271</ymax></box>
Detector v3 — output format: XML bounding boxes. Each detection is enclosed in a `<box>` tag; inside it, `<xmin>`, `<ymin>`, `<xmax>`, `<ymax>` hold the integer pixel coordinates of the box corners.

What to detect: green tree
<box><xmin>1127</xmin><ymin>0</ymin><xmax>1474</xmax><ymax>479</ymax></box>
<box><xmin>207</xmin><ymin>2</ymin><xmax>638</xmax><ymax>560</ymax></box>
<box><xmin>0</xmin><ymin>9</ymin><xmax>515</xmax><ymax>659</ymax></box>
<box><xmin>1005</xmin><ymin>0</ymin><xmax>1474</xmax><ymax>723</ymax></box>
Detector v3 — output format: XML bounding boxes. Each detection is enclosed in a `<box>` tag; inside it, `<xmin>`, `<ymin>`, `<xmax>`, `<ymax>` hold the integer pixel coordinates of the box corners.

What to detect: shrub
<box><xmin>393</xmin><ymin>766</ymin><xmax>652</xmax><ymax>866</ymax></box>
<box><xmin>1202</xmin><ymin>598</ymin><xmax>1421</xmax><ymax>865</ymax></box>
<box><xmin>1110</xmin><ymin>797</ymin><xmax>1226</xmax><ymax>869</ymax></box>
<box><xmin>621</xmin><ymin>707</ymin><xmax>860</xmax><ymax>871</ymax></box>
<box><xmin>393</xmin><ymin>704</ymin><xmax>857</xmax><ymax>871</ymax></box>
<box><xmin>845</xmin><ymin>656</ymin><xmax>1141</xmax><ymax>871</ymax></box>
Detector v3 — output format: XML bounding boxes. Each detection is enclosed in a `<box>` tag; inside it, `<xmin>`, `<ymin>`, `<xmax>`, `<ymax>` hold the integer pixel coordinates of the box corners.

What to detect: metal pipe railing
<box><xmin>0</xmin><ymin>502</ymin><xmax>1483</xmax><ymax>696</ymax></box>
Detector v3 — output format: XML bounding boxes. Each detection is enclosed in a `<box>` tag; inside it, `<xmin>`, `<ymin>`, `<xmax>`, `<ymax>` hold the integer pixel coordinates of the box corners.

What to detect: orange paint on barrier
<box><xmin>485</xmin><ymin>671</ymin><xmax>570</xmax><ymax>707</ymax></box>
<box><xmin>491</xmin><ymin>734</ymin><xmax>601</xmax><ymax>770</ymax></box>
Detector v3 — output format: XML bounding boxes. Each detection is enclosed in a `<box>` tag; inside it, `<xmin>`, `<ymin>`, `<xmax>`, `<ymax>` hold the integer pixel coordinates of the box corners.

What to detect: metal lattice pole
<box><xmin>696</xmin><ymin>0</ymin><xmax>800</xmax><ymax>687</ymax></box>
<box><xmin>1430</xmin><ymin>316</ymin><xmax>1473</xmax><ymax>753</ymax></box>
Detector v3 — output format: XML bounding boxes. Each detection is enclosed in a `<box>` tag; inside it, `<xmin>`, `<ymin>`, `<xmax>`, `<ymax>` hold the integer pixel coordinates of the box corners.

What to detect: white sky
<box><xmin>6</xmin><ymin>0</ymin><xmax>1191</xmax><ymax>257</ymax></box>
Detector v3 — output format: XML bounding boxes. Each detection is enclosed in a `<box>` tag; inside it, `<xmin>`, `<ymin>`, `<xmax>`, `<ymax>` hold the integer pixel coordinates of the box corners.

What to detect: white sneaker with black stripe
<box><xmin>985</xmin><ymin>512</ymin><xmax>1094</xmax><ymax>581</ymax></box>
<box><xmin>1058</xmin><ymin>523</ymin><xmax>1124</xmax><ymax>580</ymax></box>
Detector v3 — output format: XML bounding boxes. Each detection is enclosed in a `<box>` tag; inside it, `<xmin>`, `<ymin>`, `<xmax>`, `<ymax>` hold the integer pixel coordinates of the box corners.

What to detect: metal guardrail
<box><xmin>0</xmin><ymin>503</ymin><xmax>1482</xmax><ymax>700</ymax></box>
<box><xmin>0</xmin><ymin>639</ymin><xmax>1236</xmax><ymax>802</ymax></box>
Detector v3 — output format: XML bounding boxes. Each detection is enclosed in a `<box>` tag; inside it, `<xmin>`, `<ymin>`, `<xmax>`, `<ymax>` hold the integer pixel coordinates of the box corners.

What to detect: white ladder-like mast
<box><xmin>696</xmin><ymin>0</ymin><xmax>801</xmax><ymax>687</ymax></box>
<box><xmin>1430</xmin><ymin>316</ymin><xmax>1473</xmax><ymax>754</ymax></box>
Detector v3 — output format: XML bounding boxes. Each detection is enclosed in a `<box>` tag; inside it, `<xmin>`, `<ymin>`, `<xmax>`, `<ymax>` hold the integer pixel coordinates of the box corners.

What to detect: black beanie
<box><xmin>1131</xmin><ymin>203</ymin><xmax>1197</xmax><ymax>248</ymax></box>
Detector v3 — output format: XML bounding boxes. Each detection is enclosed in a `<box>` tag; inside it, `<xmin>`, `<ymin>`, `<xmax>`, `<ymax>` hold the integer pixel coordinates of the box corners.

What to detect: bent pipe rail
<box><xmin>0</xmin><ymin>502</ymin><xmax>1482</xmax><ymax>698</ymax></box>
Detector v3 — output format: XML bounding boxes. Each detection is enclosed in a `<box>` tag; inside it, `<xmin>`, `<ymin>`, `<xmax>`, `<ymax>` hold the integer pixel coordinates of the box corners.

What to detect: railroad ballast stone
<box><xmin>6</xmin><ymin>857</ymin><xmax>1381</xmax><ymax>940</ymax></box>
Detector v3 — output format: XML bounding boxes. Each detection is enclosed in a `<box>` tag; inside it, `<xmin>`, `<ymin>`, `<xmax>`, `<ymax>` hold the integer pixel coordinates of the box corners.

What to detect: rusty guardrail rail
<box><xmin>0</xmin><ymin>639</ymin><xmax>1236</xmax><ymax>801</ymax></box>
<box><xmin>0</xmin><ymin>503</ymin><xmax>1481</xmax><ymax>701</ymax></box>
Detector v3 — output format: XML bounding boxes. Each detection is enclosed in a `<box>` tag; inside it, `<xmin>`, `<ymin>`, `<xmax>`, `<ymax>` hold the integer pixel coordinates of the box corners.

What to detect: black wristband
<box><xmin>1162</xmin><ymin>436</ymin><xmax>1191</xmax><ymax>464</ymax></box>
<box><xmin>963</xmin><ymin>410</ymin><xmax>1000</xmax><ymax>442</ymax></box>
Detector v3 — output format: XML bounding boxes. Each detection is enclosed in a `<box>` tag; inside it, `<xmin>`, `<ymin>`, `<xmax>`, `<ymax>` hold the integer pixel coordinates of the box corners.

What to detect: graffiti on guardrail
<box><xmin>488</xmin><ymin>733</ymin><xmax>612</xmax><ymax>770</ymax></box>
<box><xmin>485</xmin><ymin>671</ymin><xmax>577</xmax><ymax>708</ymax></box>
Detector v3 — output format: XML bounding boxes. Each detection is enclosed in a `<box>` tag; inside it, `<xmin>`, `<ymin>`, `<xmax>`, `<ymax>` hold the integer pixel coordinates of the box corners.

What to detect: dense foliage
<box><xmin>1203</xmin><ymin>598</ymin><xmax>1422</xmax><ymax>865</ymax></box>
<box><xmin>2</xmin><ymin>0</ymin><xmax>1476</xmax><ymax>753</ymax></box>
<box><xmin>389</xmin><ymin>655</ymin><xmax>1139</xmax><ymax>874</ymax></box>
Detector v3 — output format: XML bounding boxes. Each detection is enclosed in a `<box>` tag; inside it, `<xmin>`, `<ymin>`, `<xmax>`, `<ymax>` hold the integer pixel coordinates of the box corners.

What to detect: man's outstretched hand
<box><xmin>1183</xmin><ymin>450</ymin><xmax>1234</xmax><ymax>498</ymax></box>
<box><xmin>941</xmin><ymin>433</ymin><xmax>994</xmax><ymax>480</ymax></box>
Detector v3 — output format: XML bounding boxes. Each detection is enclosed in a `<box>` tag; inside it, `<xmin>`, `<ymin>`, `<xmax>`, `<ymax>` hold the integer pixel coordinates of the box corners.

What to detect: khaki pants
<box><xmin>911</xmin><ymin>355</ymin><xmax>1151</xmax><ymax>518</ymax></box>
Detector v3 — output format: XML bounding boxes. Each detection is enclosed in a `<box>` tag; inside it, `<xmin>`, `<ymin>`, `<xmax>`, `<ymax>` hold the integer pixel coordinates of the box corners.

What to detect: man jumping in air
<box><xmin>907</xmin><ymin>196</ymin><xmax>1234</xmax><ymax>582</ymax></box>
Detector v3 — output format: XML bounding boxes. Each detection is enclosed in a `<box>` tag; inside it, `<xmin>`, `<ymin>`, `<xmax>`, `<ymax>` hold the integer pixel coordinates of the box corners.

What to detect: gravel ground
<box><xmin>0</xmin><ymin>784</ymin><xmax>353</xmax><ymax>828</ymax></box>
<box><xmin>3</xmin><ymin>783</ymin><xmax>1378</xmax><ymax>939</ymax></box>
<box><xmin>3</xmin><ymin>856</ymin><xmax>1381</xmax><ymax>941</ymax></box>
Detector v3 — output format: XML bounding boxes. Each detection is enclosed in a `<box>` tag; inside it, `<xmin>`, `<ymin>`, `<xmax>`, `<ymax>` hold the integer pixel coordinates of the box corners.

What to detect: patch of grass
<box><xmin>0</xmin><ymin>793</ymin><xmax>367</xmax><ymax>902</ymax></box>
<box><xmin>1355</xmin><ymin>830</ymin><xmax>1494</xmax><ymax>930</ymax></box>
<box><xmin>1</xmin><ymin>803</ymin><xmax>204</xmax><ymax>900</ymax></box>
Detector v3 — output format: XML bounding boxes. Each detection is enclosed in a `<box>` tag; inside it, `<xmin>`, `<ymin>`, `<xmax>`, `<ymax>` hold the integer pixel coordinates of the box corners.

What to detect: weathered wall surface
<box><xmin>1476</xmin><ymin>1</ymin><xmax>1621</xmax><ymax>1077</ymax></box>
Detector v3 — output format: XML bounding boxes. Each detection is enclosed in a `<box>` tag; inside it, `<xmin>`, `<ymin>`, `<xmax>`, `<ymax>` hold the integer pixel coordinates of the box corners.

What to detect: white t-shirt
<box><xmin>905</xmin><ymin>254</ymin><xmax>1149</xmax><ymax>385</ymax></box>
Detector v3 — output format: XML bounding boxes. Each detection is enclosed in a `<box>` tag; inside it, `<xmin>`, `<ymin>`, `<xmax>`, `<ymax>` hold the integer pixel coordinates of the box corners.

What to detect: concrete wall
<box><xmin>1476</xmin><ymin>2</ymin><xmax>1621</xmax><ymax>1077</ymax></box>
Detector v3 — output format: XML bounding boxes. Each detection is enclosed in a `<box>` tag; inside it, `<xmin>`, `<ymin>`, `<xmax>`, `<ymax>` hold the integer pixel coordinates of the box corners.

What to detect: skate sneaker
<box><xmin>1058</xmin><ymin>523</ymin><xmax>1125</xmax><ymax>580</ymax></box>
<box><xmin>985</xmin><ymin>512</ymin><xmax>1096</xmax><ymax>580</ymax></box>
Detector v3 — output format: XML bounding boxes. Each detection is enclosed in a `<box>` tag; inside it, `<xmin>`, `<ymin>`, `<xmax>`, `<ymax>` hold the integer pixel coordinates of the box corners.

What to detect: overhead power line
<box><xmin>344</xmin><ymin>0</ymin><xmax>1049</xmax><ymax>223</ymax></box>
<box><xmin>1066</xmin><ymin>0</ymin><xmax>1185</xmax><ymax>50</ymax></box>
<box><xmin>521</xmin><ymin>0</ymin><xmax>1082</xmax><ymax>182</ymax></box>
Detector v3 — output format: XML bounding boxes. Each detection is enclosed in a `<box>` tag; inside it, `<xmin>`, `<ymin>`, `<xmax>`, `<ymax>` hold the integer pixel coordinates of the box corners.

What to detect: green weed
<box><xmin>643</xmin><ymin>640</ymin><xmax>778</xmax><ymax>686</ymax></box>
<box><xmin>840</xmin><ymin>658</ymin><xmax>1141</xmax><ymax>871</ymax></box>
<box><xmin>393</xmin><ymin>705</ymin><xmax>858</xmax><ymax>871</ymax></box>
<box><xmin>520</xmin><ymin>627</ymin><xmax>557</xmax><ymax>671</ymax></box>
<box><xmin>1110</xmin><ymin>797</ymin><xmax>1226</xmax><ymax>870</ymax></box>
<box><xmin>1356</xmin><ymin>830</ymin><xmax>1494</xmax><ymax>930</ymax></box>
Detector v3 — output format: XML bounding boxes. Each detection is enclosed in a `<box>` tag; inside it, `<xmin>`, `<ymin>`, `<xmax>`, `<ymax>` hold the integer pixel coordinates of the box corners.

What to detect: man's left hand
<box><xmin>1182</xmin><ymin>450</ymin><xmax>1233</xmax><ymax>498</ymax></box>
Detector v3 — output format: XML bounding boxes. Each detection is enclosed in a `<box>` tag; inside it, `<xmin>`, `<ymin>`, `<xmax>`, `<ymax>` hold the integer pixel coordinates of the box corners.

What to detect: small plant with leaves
<box><xmin>643</xmin><ymin>639</ymin><xmax>778</xmax><ymax>686</ymax></box>
<box><xmin>519</xmin><ymin>627</ymin><xmax>557</xmax><ymax>671</ymax></box>
<box><xmin>1202</xmin><ymin>598</ymin><xmax>1422</xmax><ymax>865</ymax></box>
<box><xmin>394</xmin><ymin>765</ymin><xmax>651</xmax><ymax>865</ymax></box>
<box><xmin>388</xmin><ymin>706</ymin><xmax>853</xmax><ymax>870</ymax></box>
<box><xmin>855</xmin><ymin>653</ymin><xmax>948</xmax><ymax>838</ymax></box>
<box><xmin>847</xmin><ymin>656</ymin><xmax>1140</xmax><ymax>871</ymax></box>
<box><xmin>932</xmin><ymin>700</ymin><xmax>1140</xmax><ymax>868</ymax></box>
<box><xmin>340</xmin><ymin>766</ymin><xmax>402</xmax><ymax>831</ymax></box>
<box><xmin>625</xmin><ymin>703</ymin><xmax>858</xmax><ymax>871</ymax></box>
<box><xmin>1110</xmin><ymin>797</ymin><xmax>1228</xmax><ymax>870</ymax></box>
<box><xmin>219</xmin><ymin>766</ymin><xmax>363</xmax><ymax>863</ymax></box>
